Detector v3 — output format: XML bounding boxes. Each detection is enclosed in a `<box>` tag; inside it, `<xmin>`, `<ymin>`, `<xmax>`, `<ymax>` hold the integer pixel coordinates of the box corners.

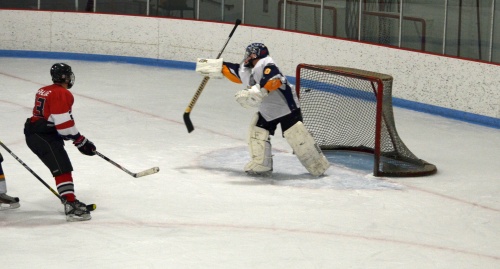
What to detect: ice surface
<box><xmin>0</xmin><ymin>58</ymin><xmax>499</xmax><ymax>269</ymax></box>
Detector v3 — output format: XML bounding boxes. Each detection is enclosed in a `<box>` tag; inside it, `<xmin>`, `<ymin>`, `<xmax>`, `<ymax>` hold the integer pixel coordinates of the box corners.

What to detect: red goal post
<box><xmin>295</xmin><ymin>64</ymin><xmax>437</xmax><ymax>177</ymax></box>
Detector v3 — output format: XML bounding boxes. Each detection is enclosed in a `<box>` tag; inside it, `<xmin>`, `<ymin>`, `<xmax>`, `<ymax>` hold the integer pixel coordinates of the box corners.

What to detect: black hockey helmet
<box><xmin>243</xmin><ymin>43</ymin><xmax>269</xmax><ymax>67</ymax></box>
<box><xmin>50</xmin><ymin>63</ymin><xmax>75</xmax><ymax>89</ymax></box>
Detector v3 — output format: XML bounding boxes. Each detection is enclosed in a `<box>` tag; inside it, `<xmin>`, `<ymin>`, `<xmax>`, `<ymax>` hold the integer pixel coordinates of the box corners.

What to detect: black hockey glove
<box><xmin>73</xmin><ymin>135</ymin><xmax>96</xmax><ymax>156</ymax></box>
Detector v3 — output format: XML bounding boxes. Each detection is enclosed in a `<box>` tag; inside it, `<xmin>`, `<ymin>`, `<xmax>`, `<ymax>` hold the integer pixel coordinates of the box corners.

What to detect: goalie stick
<box><xmin>0</xmin><ymin>140</ymin><xmax>96</xmax><ymax>211</ymax></box>
<box><xmin>95</xmin><ymin>151</ymin><xmax>159</xmax><ymax>178</ymax></box>
<box><xmin>183</xmin><ymin>18</ymin><xmax>242</xmax><ymax>133</ymax></box>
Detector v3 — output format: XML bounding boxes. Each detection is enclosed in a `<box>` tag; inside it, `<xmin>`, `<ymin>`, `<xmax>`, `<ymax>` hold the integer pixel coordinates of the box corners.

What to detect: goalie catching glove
<box><xmin>73</xmin><ymin>135</ymin><xmax>96</xmax><ymax>156</ymax></box>
<box><xmin>235</xmin><ymin>84</ymin><xmax>268</xmax><ymax>108</ymax></box>
<box><xmin>195</xmin><ymin>58</ymin><xmax>223</xmax><ymax>79</ymax></box>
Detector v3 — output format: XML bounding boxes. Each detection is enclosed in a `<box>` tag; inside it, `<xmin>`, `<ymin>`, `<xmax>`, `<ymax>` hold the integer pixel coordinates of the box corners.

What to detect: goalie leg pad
<box><xmin>0</xmin><ymin>179</ymin><xmax>6</xmax><ymax>194</ymax></box>
<box><xmin>244</xmin><ymin>114</ymin><xmax>273</xmax><ymax>174</ymax></box>
<box><xmin>284</xmin><ymin>122</ymin><xmax>330</xmax><ymax>176</ymax></box>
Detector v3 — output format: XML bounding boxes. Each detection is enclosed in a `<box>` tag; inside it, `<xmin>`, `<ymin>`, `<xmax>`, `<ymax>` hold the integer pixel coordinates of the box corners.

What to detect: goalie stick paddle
<box><xmin>0</xmin><ymin>140</ymin><xmax>96</xmax><ymax>211</ymax></box>
<box><xmin>183</xmin><ymin>18</ymin><xmax>242</xmax><ymax>133</ymax></box>
<box><xmin>95</xmin><ymin>151</ymin><xmax>159</xmax><ymax>178</ymax></box>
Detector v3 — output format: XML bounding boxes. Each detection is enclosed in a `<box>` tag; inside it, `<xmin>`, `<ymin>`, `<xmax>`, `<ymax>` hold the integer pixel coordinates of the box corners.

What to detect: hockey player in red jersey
<box><xmin>0</xmin><ymin>152</ymin><xmax>20</xmax><ymax>210</ymax></box>
<box><xmin>24</xmin><ymin>63</ymin><xmax>96</xmax><ymax>221</ymax></box>
<box><xmin>196</xmin><ymin>43</ymin><xmax>329</xmax><ymax>176</ymax></box>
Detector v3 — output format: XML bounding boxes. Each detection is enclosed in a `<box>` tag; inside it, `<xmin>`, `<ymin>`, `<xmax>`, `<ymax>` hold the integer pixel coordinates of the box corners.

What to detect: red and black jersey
<box><xmin>30</xmin><ymin>84</ymin><xmax>80</xmax><ymax>140</ymax></box>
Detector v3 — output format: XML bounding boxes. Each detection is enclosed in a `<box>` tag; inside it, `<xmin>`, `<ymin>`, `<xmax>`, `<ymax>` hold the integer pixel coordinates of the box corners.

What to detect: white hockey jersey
<box><xmin>222</xmin><ymin>56</ymin><xmax>300</xmax><ymax>121</ymax></box>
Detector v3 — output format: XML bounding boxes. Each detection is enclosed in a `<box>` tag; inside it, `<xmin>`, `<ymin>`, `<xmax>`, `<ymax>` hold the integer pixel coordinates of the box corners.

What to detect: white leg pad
<box><xmin>284</xmin><ymin>122</ymin><xmax>330</xmax><ymax>176</ymax></box>
<box><xmin>0</xmin><ymin>179</ymin><xmax>7</xmax><ymax>193</ymax></box>
<box><xmin>244</xmin><ymin>115</ymin><xmax>273</xmax><ymax>174</ymax></box>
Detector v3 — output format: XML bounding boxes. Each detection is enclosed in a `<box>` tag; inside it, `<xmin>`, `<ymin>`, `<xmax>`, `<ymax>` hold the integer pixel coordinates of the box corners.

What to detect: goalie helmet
<box><xmin>243</xmin><ymin>43</ymin><xmax>269</xmax><ymax>67</ymax></box>
<box><xmin>51</xmin><ymin>63</ymin><xmax>75</xmax><ymax>89</ymax></box>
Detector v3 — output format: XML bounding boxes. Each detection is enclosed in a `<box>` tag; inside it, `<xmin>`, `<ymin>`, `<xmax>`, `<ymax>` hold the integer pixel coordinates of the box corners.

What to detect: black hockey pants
<box><xmin>24</xmin><ymin>119</ymin><xmax>73</xmax><ymax>176</ymax></box>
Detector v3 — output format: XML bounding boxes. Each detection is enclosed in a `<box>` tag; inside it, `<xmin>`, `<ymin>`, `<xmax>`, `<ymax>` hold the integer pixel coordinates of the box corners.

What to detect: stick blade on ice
<box><xmin>183</xmin><ymin>112</ymin><xmax>194</xmax><ymax>133</ymax></box>
<box><xmin>134</xmin><ymin>167</ymin><xmax>160</xmax><ymax>178</ymax></box>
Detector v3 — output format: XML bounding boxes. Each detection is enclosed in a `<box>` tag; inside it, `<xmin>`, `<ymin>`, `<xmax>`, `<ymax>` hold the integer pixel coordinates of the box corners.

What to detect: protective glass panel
<box><xmin>445</xmin><ymin>0</ymin><xmax>494</xmax><ymax>61</ymax></box>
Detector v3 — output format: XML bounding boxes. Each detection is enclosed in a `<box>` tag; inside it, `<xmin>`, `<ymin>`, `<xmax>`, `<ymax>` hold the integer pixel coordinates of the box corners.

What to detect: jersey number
<box><xmin>35</xmin><ymin>97</ymin><xmax>46</xmax><ymax>117</ymax></box>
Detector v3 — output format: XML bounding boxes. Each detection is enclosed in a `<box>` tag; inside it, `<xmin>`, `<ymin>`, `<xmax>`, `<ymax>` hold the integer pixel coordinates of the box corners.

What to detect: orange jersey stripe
<box><xmin>222</xmin><ymin>65</ymin><xmax>242</xmax><ymax>84</ymax></box>
<box><xmin>263</xmin><ymin>79</ymin><xmax>282</xmax><ymax>91</ymax></box>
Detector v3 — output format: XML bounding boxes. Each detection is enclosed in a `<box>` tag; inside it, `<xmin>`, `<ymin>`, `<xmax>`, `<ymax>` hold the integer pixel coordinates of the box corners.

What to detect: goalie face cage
<box><xmin>296</xmin><ymin>64</ymin><xmax>437</xmax><ymax>177</ymax></box>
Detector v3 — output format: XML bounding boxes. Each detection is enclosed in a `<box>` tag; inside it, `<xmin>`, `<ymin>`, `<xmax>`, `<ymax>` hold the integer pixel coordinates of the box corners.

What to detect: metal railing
<box><xmin>0</xmin><ymin>0</ymin><xmax>498</xmax><ymax>64</ymax></box>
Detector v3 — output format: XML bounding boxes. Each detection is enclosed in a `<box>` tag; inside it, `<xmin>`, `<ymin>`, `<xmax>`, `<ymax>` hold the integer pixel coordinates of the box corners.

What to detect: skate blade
<box><xmin>0</xmin><ymin>202</ymin><xmax>20</xmax><ymax>210</ymax></box>
<box><xmin>66</xmin><ymin>213</ymin><xmax>92</xmax><ymax>222</ymax></box>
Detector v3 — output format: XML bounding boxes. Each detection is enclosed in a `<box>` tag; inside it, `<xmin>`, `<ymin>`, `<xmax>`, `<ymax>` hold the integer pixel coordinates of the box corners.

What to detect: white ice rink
<box><xmin>1</xmin><ymin>57</ymin><xmax>499</xmax><ymax>269</ymax></box>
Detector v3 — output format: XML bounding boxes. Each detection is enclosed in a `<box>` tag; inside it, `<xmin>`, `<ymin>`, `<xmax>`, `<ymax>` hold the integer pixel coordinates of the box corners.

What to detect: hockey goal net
<box><xmin>296</xmin><ymin>64</ymin><xmax>437</xmax><ymax>177</ymax></box>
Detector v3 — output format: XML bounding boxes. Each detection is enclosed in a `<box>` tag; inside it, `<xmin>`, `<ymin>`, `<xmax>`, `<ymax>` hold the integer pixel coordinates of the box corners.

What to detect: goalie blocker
<box><xmin>195</xmin><ymin>58</ymin><xmax>223</xmax><ymax>79</ymax></box>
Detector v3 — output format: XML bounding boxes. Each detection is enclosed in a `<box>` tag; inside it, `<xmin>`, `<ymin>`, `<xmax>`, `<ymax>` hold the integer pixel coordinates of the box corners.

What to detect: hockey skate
<box><xmin>64</xmin><ymin>199</ymin><xmax>91</xmax><ymax>222</ymax></box>
<box><xmin>0</xmin><ymin>193</ymin><xmax>20</xmax><ymax>210</ymax></box>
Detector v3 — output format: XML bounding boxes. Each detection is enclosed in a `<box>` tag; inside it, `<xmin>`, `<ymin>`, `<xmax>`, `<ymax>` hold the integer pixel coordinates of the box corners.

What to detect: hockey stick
<box><xmin>95</xmin><ymin>151</ymin><xmax>159</xmax><ymax>178</ymax></box>
<box><xmin>183</xmin><ymin>18</ymin><xmax>242</xmax><ymax>133</ymax></box>
<box><xmin>0</xmin><ymin>140</ymin><xmax>96</xmax><ymax>211</ymax></box>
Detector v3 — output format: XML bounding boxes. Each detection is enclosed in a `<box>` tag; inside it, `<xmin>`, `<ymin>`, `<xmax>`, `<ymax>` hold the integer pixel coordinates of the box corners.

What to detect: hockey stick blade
<box><xmin>183</xmin><ymin>111</ymin><xmax>194</xmax><ymax>133</ymax></box>
<box><xmin>133</xmin><ymin>167</ymin><xmax>160</xmax><ymax>178</ymax></box>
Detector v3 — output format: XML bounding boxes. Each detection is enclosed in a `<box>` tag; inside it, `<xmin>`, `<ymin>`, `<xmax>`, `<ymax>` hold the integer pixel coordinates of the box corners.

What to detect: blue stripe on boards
<box><xmin>1</xmin><ymin>50</ymin><xmax>498</xmax><ymax>129</ymax></box>
<box><xmin>0</xmin><ymin>50</ymin><xmax>195</xmax><ymax>70</ymax></box>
